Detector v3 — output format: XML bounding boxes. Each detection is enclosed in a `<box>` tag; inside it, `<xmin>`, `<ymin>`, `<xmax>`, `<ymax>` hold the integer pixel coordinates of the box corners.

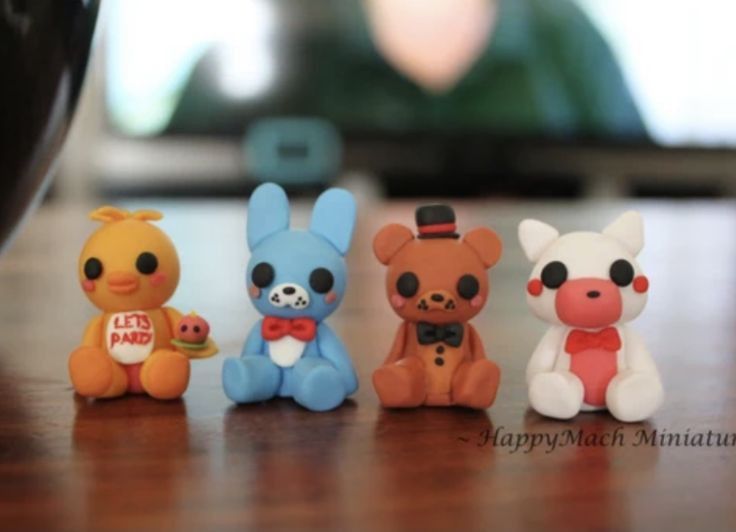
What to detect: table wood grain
<box><xmin>0</xmin><ymin>197</ymin><xmax>734</xmax><ymax>531</ymax></box>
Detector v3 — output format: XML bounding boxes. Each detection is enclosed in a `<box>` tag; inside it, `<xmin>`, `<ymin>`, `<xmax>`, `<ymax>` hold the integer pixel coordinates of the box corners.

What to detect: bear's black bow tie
<box><xmin>416</xmin><ymin>322</ymin><xmax>464</xmax><ymax>347</ymax></box>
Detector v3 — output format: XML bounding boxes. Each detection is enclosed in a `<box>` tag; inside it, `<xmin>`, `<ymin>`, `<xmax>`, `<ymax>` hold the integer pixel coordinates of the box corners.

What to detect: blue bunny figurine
<box><xmin>222</xmin><ymin>183</ymin><xmax>359</xmax><ymax>412</ymax></box>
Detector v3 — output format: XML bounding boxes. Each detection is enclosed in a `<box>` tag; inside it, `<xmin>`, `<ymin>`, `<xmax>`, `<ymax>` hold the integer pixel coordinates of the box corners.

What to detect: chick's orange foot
<box><xmin>68</xmin><ymin>346</ymin><xmax>128</xmax><ymax>398</ymax></box>
<box><xmin>140</xmin><ymin>349</ymin><xmax>190</xmax><ymax>400</ymax></box>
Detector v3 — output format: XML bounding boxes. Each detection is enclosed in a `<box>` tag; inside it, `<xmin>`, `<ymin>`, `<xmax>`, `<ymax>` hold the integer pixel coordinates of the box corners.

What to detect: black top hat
<box><xmin>415</xmin><ymin>204</ymin><xmax>459</xmax><ymax>239</ymax></box>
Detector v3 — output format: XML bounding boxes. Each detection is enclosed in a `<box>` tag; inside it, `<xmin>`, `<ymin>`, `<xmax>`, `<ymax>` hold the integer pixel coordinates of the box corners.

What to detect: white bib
<box><xmin>268</xmin><ymin>337</ymin><xmax>306</xmax><ymax>368</ymax></box>
<box><xmin>106</xmin><ymin>310</ymin><xmax>155</xmax><ymax>364</ymax></box>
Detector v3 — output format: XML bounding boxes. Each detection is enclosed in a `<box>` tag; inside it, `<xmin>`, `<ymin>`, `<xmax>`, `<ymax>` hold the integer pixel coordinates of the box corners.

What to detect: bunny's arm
<box><xmin>467</xmin><ymin>324</ymin><xmax>488</xmax><ymax>361</ymax></box>
<box><xmin>163</xmin><ymin>306</ymin><xmax>218</xmax><ymax>358</ymax></box>
<box><xmin>526</xmin><ymin>327</ymin><xmax>566</xmax><ymax>383</ymax></box>
<box><xmin>81</xmin><ymin>315</ymin><xmax>105</xmax><ymax>347</ymax></box>
<box><xmin>382</xmin><ymin>322</ymin><xmax>409</xmax><ymax>365</ymax></box>
<box><xmin>316</xmin><ymin>323</ymin><xmax>358</xmax><ymax>395</ymax></box>
<box><xmin>241</xmin><ymin>319</ymin><xmax>266</xmax><ymax>357</ymax></box>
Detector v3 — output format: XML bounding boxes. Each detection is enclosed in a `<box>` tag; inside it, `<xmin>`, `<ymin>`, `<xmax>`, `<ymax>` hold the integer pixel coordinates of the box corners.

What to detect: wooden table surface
<box><xmin>0</xmin><ymin>196</ymin><xmax>734</xmax><ymax>531</ymax></box>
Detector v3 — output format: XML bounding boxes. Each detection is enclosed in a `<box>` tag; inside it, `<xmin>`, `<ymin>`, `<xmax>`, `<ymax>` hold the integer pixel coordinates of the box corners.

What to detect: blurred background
<box><xmin>53</xmin><ymin>0</ymin><xmax>736</xmax><ymax>201</ymax></box>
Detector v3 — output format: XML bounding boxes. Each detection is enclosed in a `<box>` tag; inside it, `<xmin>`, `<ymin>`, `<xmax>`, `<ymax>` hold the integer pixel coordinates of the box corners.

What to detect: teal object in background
<box><xmin>243</xmin><ymin>118</ymin><xmax>343</xmax><ymax>185</ymax></box>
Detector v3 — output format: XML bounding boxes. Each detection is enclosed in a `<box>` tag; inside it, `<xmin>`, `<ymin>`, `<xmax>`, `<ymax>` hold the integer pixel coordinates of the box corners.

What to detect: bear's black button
<box><xmin>436</xmin><ymin>345</ymin><xmax>445</xmax><ymax>354</ymax></box>
<box><xmin>434</xmin><ymin>357</ymin><xmax>444</xmax><ymax>366</ymax></box>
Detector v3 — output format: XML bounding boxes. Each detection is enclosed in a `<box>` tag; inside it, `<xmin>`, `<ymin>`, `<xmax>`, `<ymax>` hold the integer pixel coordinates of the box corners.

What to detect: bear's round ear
<box><xmin>373</xmin><ymin>224</ymin><xmax>414</xmax><ymax>265</ymax></box>
<box><xmin>463</xmin><ymin>227</ymin><xmax>502</xmax><ymax>269</ymax></box>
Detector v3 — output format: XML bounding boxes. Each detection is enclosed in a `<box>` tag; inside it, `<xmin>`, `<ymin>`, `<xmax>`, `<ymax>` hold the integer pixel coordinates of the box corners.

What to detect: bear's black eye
<box><xmin>610</xmin><ymin>259</ymin><xmax>634</xmax><ymax>287</ymax></box>
<box><xmin>541</xmin><ymin>261</ymin><xmax>567</xmax><ymax>289</ymax></box>
<box><xmin>251</xmin><ymin>262</ymin><xmax>274</xmax><ymax>288</ymax></box>
<box><xmin>457</xmin><ymin>274</ymin><xmax>479</xmax><ymax>300</ymax></box>
<box><xmin>84</xmin><ymin>257</ymin><xmax>103</xmax><ymax>280</ymax></box>
<box><xmin>309</xmin><ymin>268</ymin><xmax>334</xmax><ymax>293</ymax></box>
<box><xmin>396</xmin><ymin>272</ymin><xmax>419</xmax><ymax>297</ymax></box>
<box><xmin>135</xmin><ymin>252</ymin><xmax>158</xmax><ymax>275</ymax></box>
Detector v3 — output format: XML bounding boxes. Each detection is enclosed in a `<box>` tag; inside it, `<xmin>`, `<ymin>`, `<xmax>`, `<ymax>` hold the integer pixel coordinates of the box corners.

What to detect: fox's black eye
<box><xmin>396</xmin><ymin>272</ymin><xmax>419</xmax><ymax>297</ymax></box>
<box><xmin>610</xmin><ymin>259</ymin><xmax>634</xmax><ymax>287</ymax></box>
<box><xmin>136</xmin><ymin>252</ymin><xmax>158</xmax><ymax>274</ymax></box>
<box><xmin>251</xmin><ymin>262</ymin><xmax>274</xmax><ymax>288</ymax></box>
<box><xmin>457</xmin><ymin>275</ymin><xmax>479</xmax><ymax>300</ymax></box>
<box><xmin>541</xmin><ymin>261</ymin><xmax>567</xmax><ymax>289</ymax></box>
<box><xmin>309</xmin><ymin>268</ymin><xmax>334</xmax><ymax>293</ymax></box>
<box><xmin>84</xmin><ymin>257</ymin><xmax>103</xmax><ymax>280</ymax></box>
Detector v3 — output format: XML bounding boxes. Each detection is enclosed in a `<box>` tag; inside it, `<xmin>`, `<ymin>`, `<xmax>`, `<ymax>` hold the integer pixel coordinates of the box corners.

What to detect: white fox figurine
<box><xmin>518</xmin><ymin>211</ymin><xmax>663</xmax><ymax>422</ymax></box>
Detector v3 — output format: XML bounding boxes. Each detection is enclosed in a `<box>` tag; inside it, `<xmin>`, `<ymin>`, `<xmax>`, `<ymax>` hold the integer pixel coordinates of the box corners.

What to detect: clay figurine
<box><xmin>69</xmin><ymin>207</ymin><xmax>218</xmax><ymax>400</ymax></box>
<box><xmin>372</xmin><ymin>204</ymin><xmax>502</xmax><ymax>408</ymax></box>
<box><xmin>222</xmin><ymin>183</ymin><xmax>358</xmax><ymax>412</ymax></box>
<box><xmin>518</xmin><ymin>211</ymin><xmax>663</xmax><ymax>422</ymax></box>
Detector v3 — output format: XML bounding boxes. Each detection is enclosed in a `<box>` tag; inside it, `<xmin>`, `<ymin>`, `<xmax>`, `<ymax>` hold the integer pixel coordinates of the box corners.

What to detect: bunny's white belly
<box><xmin>268</xmin><ymin>337</ymin><xmax>307</xmax><ymax>367</ymax></box>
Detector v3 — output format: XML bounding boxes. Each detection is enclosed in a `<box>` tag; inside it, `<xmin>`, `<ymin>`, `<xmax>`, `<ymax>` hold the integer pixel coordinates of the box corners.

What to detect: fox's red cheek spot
<box><xmin>82</xmin><ymin>280</ymin><xmax>95</xmax><ymax>292</ymax></box>
<box><xmin>633</xmin><ymin>275</ymin><xmax>649</xmax><ymax>293</ymax></box>
<box><xmin>527</xmin><ymin>279</ymin><xmax>543</xmax><ymax>296</ymax></box>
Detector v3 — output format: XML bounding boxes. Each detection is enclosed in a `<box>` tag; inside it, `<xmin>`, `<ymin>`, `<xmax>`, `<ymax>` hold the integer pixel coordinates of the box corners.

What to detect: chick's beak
<box><xmin>107</xmin><ymin>271</ymin><xmax>140</xmax><ymax>294</ymax></box>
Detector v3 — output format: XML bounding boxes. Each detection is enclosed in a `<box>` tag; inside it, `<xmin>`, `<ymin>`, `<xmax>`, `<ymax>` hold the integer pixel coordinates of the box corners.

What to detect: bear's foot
<box><xmin>372</xmin><ymin>358</ymin><xmax>426</xmax><ymax>408</ymax></box>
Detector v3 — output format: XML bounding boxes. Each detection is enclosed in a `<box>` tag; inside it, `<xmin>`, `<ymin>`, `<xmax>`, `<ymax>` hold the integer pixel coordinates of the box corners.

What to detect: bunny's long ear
<box><xmin>603</xmin><ymin>211</ymin><xmax>644</xmax><ymax>256</ymax></box>
<box><xmin>247</xmin><ymin>183</ymin><xmax>290</xmax><ymax>250</ymax></box>
<box><xmin>309</xmin><ymin>188</ymin><xmax>356</xmax><ymax>255</ymax></box>
<box><xmin>518</xmin><ymin>219</ymin><xmax>559</xmax><ymax>262</ymax></box>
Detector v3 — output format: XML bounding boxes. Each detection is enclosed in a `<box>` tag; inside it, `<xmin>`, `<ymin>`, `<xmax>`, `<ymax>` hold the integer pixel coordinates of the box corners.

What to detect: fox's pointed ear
<box><xmin>518</xmin><ymin>219</ymin><xmax>559</xmax><ymax>262</ymax></box>
<box><xmin>373</xmin><ymin>224</ymin><xmax>414</xmax><ymax>265</ymax></box>
<box><xmin>247</xmin><ymin>183</ymin><xmax>290</xmax><ymax>250</ymax></box>
<box><xmin>309</xmin><ymin>188</ymin><xmax>356</xmax><ymax>255</ymax></box>
<box><xmin>603</xmin><ymin>211</ymin><xmax>644</xmax><ymax>256</ymax></box>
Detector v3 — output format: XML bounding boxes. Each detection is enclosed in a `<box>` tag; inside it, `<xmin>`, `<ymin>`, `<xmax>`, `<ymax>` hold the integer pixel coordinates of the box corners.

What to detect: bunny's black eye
<box><xmin>136</xmin><ymin>252</ymin><xmax>158</xmax><ymax>274</ymax></box>
<box><xmin>541</xmin><ymin>261</ymin><xmax>567</xmax><ymax>289</ymax></box>
<box><xmin>396</xmin><ymin>272</ymin><xmax>419</xmax><ymax>297</ymax></box>
<box><xmin>309</xmin><ymin>268</ymin><xmax>334</xmax><ymax>293</ymax></box>
<box><xmin>251</xmin><ymin>262</ymin><xmax>274</xmax><ymax>288</ymax></box>
<box><xmin>84</xmin><ymin>257</ymin><xmax>103</xmax><ymax>280</ymax></box>
<box><xmin>457</xmin><ymin>274</ymin><xmax>479</xmax><ymax>300</ymax></box>
<box><xmin>610</xmin><ymin>259</ymin><xmax>634</xmax><ymax>287</ymax></box>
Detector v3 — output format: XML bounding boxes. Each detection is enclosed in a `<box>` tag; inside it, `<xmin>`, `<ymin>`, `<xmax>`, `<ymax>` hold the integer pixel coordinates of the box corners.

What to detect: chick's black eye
<box><xmin>251</xmin><ymin>262</ymin><xmax>274</xmax><ymax>288</ymax></box>
<box><xmin>457</xmin><ymin>274</ymin><xmax>479</xmax><ymax>300</ymax></box>
<box><xmin>136</xmin><ymin>252</ymin><xmax>158</xmax><ymax>274</ymax></box>
<box><xmin>396</xmin><ymin>272</ymin><xmax>419</xmax><ymax>297</ymax></box>
<box><xmin>84</xmin><ymin>257</ymin><xmax>103</xmax><ymax>280</ymax></box>
<box><xmin>309</xmin><ymin>268</ymin><xmax>334</xmax><ymax>293</ymax></box>
<box><xmin>541</xmin><ymin>261</ymin><xmax>567</xmax><ymax>289</ymax></box>
<box><xmin>610</xmin><ymin>259</ymin><xmax>634</xmax><ymax>287</ymax></box>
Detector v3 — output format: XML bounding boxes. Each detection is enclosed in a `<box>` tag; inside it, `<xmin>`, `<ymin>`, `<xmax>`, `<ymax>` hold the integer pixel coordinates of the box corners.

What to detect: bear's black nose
<box><xmin>587</xmin><ymin>290</ymin><xmax>601</xmax><ymax>299</ymax></box>
<box><xmin>430</xmin><ymin>293</ymin><xmax>445</xmax><ymax>302</ymax></box>
<box><xmin>283</xmin><ymin>286</ymin><xmax>296</xmax><ymax>295</ymax></box>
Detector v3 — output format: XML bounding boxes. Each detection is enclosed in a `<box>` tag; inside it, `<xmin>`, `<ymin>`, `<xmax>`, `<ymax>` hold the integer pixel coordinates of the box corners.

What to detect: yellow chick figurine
<box><xmin>68</xmin><ymin>206</ymin><xmax>217</xmax><ymax>400</ymax></box>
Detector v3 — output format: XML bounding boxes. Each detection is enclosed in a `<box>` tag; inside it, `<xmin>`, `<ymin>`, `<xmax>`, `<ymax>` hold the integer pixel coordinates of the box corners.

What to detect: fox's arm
<box><xmin>526</xmin><ymin>327</ymin><xmax>566</xmax><ymax>383</ymax></box>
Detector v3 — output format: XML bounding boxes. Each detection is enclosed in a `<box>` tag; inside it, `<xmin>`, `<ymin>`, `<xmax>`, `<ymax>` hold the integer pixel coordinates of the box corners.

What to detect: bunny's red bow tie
<box><xmin>262</xmin><ymin>317</ymin><xmax>316</xmax><ymax>342</ymax></box>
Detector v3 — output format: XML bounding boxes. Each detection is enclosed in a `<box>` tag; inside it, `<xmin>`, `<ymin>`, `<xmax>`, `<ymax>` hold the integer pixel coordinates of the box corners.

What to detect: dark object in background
<box><xmin>0</xmin><ymin>0</ymin><xmax>99</xmax><ymax>252</ymax></box>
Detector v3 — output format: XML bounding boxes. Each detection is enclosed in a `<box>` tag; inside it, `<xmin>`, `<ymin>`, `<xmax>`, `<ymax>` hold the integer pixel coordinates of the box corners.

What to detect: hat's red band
<box><xmin>418</xmin><ymin>223</ymin><xmax>456</xmax><ymax>235</ymax></box>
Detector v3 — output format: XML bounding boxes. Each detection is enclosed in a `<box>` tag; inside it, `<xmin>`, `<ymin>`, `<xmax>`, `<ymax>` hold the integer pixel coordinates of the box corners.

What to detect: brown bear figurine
<box><xmin>372</xmin><ymin>204</ymin><xmax>503</xmax><ymax>409</ymax></box>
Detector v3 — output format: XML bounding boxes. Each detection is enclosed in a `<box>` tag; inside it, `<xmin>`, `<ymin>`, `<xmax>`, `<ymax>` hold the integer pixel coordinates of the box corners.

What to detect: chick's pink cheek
<box><xmin>82</xmin><ymin>280</ymin><xmax>95</xmax><ymax>292</ymax></box>
<box><xmin>325</xmin><ymin>291</ymin><xmax>337</xmax><ymax>304</ymax></box>
<box><xmin>390</xmin><ymin>294</ymin><xmax>406</xmax><ymax>309</ymax></box>
<box><xmin>149</xmin><ymin>272</ymin><xmax>167</xmax><ymax>287</ymax></box>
